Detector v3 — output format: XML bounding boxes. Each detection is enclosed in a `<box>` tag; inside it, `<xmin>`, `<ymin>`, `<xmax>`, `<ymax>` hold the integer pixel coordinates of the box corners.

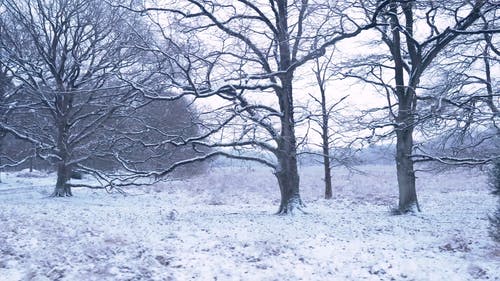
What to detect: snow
<box><xmin>0</xmin><ymin>165</ymin><xmax>498</xmax><ymax>280</ymax></box>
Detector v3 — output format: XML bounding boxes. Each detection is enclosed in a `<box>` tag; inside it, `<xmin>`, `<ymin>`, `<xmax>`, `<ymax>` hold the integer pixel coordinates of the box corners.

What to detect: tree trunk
<box><xmin>29</xmin><ymin>152</ymin><xmax>34</xmax><ymax>172</ymax></box>
<box><xmin>388</xmin><ymin>2</ymin><xmax>419</xmax><ymax>213</ymax></box>
<box><xmin>483</xmin><ymin>45</ymin><xmax>498</xmax><ymax>115</ymax></box>
<box><xmin>51</xmin><ymin>108</ymin><xmax>72</xmax><ymax>197</ymax></box>
<box><xmin>322</xmin><ymin>118</ymin><xmax>332</xmax><ymax>199</ymax></box>
<box><xmin>0</xmin><ymin>144</ymin><xmax>2</xmax><ymax>183</ymax></box>
<box><xmin>320</xmin><ymin>82</ymin><xmax>332</xmax><ymax>199</ymax></box>
<box><xmin>52</xmin><ymin>162</ymin><xmax>72</xmax><ymax>197</ymax></box>
<box><xmin>275</xmin><ymin>151</ymin><xmax>302</xmax><ymax>214</ymax></box>
<box><xmin>395</xmin><ymin>125</ymin><xmax>419</xmax><ymax>212</ymax></box>
<box><xmin>273</xmin><ymin>2</ymin><xmax>303</xmax><ymax>214</ymax></box>
<box><xmin>275</xmin><ymin>75</ymin><xmax>303</xmax><ymax>214</ymax></box>
<box><xmin>323</xmin><ymin>153</ymin><xmax>332</xmax><ymax>199</ymax></box>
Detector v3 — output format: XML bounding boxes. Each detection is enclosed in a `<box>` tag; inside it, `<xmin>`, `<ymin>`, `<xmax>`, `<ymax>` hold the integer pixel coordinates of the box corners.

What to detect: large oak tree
<box><xmin>125</xmin><ymin>0</ymin><xmax>390</xmax><ymax>213</ymax></box>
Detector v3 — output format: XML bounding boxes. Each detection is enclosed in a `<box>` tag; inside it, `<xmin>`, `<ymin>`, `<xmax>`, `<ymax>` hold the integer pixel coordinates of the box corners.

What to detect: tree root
<box><xmin>391</xmin><ymin>201</ymin><xmax>421</xmax><ymax>215</ymax></box>
<box><xmin>50</xmin><ymin>187</ymin><xmax>73</xmax><ymax>197</ymax></box>
<box><xmin>276</xmin><ymin>197</ymin><xmax>308</xmax><ymax>215</ymax></box>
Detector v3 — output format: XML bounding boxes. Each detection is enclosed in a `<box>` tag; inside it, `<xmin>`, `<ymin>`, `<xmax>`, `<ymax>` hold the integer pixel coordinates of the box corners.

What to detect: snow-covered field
<box><xmin>0</xmin><ymin>165</ymin><xmax>498</xmax><ymax>280</ymax></box>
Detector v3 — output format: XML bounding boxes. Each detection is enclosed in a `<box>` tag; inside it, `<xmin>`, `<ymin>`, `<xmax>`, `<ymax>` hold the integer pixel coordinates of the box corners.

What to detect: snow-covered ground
<box><xmin>0</xmin><ymin>165</ymin><xmax>498</xmax><ymax>280</ymax></box>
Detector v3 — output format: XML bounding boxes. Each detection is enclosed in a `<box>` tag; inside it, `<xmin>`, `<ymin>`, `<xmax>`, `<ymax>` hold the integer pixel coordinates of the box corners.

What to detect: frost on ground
<box><xmin>0</xmin><ymin>165</ymin><xmax>498</xmax><ymax>281</ymax></box>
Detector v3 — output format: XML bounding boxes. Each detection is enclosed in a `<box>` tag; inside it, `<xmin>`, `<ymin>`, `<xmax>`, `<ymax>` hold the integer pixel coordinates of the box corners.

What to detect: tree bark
<box><xmin>323</xmin><ymin>153</ymin><xmax>333</xmax><ymax>199</ymax></box>
<box><xmin>275</xmin><ymin>152</ymin><xmax>302</xmax><ymax>214</ymax></box>
<box><xmin>51</xmin><ymin>94</ymin><xmax>72</xmax><ymax>197</ymax></box>
<box><xmin>394</xmin><ymin>84</ymin><xmax>420</xmax><ymax>212</ymax></box>
<box><xmin>275</xmin><ymin>75</ymin><xmax>303</xmax><ymax>214</ymax></box>
<box><xmin>52</xmin><ymin>162</ymin><xmax>72</xmax><ymax>197</ymax></box>
<box><xmin>273</xmin><ymin>2</ymin><xmax>303</xmax><ymax>214</ymax></box>
<box><xmin>395</xmin><ymin>126</ymin><xmax>419</xmax><ymax>212</ymax></box>
<box><xmin>394</xmin><ymin>82</ymin><xmax>420</xmax><ymax>212</ymax></box>
<box><xmin>320</xmin><ymin>79</ymin><xmax>333</xmax><ymax>199</ymax></box>
<box><xmin>483</xmin><ymin>44</ymin><xmax>498</xmax><ymax>115</ymax></box>
<box><xmin>388</xmin><ymin>1</ymin><xmax>419</xmax><ymax>212</ymax></box>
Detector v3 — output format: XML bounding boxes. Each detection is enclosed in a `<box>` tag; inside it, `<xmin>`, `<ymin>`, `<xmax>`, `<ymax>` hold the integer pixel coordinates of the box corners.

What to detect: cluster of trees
<box><xmin>0</xmin><ymin>0</ymin><xmax>202</xmax><ymax>196</ymax></box>
<box><xmin>0</xmin><ymin>0</ymin><xmax>498</xmax><ymax>215</ymax></box>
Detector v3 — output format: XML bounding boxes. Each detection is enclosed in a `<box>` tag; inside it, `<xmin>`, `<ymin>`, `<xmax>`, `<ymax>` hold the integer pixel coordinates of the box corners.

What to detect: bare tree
<box><xmin>0</xmin><ymin>0</ymin><xmax>151</xmax><ymax>196</ymax></box>
<box><xmin>98</xmin><ymin>96</ymin><xmax>206</xmax><ymax>175</ymax></box>
<box><xmin>307</xmin><ymin>53</ymin><xmax>349</xmax><ymax>199</ymax></box>
<box><xmin>120</xmin><ymin>0</ymin><xmax>391</xmax><ymax>214</ymax></box>
<box><xmin>0</xmin><ymin>9</ymin><xmax>13</xmax><ymax>176</ymax></box>
<box><xmin>0</xmin><ymin>62</ymin><xmax>12</xmax><ymax>181</ymax></box>
<box><xmin>346</xmin><ymin>0</ymin><xmax>498</xmax><ymax>212</ymax></box>
<box><xmin>412</xmin><ymin>29</ymin><xmax>499</xmax><ymax>166</ymax></box>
